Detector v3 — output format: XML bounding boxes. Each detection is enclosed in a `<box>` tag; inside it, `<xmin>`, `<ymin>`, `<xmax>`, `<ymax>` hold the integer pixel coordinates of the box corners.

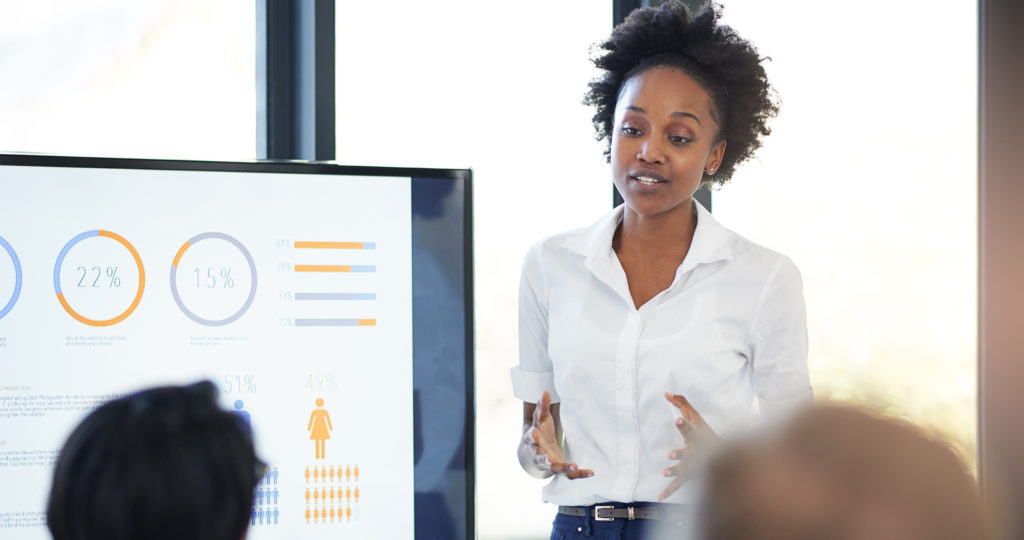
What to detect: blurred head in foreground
<box><xmin>702</xmin><ymin>405</ymin><xmax>989</xmax><ymax>540</ymax></box>
<box><xmin>47</xmin><ymin>381</ymin><xmax>263</xmax><ymax>540</ymax></box>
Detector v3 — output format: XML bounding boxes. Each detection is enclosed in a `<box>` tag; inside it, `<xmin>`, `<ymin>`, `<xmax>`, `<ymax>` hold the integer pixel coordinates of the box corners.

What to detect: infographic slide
<box><xmin>0</xmin><ymin>164</ymin><xmax>414</xmax><ymax>539</ymax></box>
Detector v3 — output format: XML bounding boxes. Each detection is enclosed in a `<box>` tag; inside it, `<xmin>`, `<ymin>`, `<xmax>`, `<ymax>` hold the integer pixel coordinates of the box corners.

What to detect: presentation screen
<box><xmin>0</xmin><ymin>154</ymin><xmax>474</xmax><ymax>539</ymax></box>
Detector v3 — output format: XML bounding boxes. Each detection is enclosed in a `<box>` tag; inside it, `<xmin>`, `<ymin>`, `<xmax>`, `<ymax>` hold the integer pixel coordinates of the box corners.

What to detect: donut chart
<box><xmin>170</xmin><ymin>232</ymin><xmax>257</xmax><ymax>326</ymax></box>
<box><xmin>0</xmin><ymin>236</ymin><xmax>22</xmax><ymax>320</ymax></box>
<box><xmin>54</xmin><ymin>230</ymin><xmax>146</xmax><ymax>327</ymax></box>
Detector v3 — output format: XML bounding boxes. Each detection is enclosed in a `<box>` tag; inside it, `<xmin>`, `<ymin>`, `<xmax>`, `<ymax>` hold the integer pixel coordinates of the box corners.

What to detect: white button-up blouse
<box><xmin>510</xmin><ymin>201</ymin><xmax>812</xmax><ymax>505</ymax></box>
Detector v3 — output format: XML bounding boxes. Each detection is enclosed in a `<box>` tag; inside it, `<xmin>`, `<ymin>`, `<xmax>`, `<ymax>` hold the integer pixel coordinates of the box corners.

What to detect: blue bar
<box><xmin>295</xmin><ymin>318</ymin><xmax>361</xmax><ymax>327</ymax></box>
<box><xmin>349</xmin><ymin>265</ymin><xmax>375</xmax><ymax>273</ymax></box>
<box><xmin>295</xmin><ymin>293</ymin><xmax>376</xmax><ymax>301</ymax></box>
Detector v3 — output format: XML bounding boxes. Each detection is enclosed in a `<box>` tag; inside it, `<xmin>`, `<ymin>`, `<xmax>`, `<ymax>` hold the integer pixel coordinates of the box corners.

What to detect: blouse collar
<box><xmin>561</xmin><ymin>199</ymin><xmax>734</xmax><ymax>275</ymax></box>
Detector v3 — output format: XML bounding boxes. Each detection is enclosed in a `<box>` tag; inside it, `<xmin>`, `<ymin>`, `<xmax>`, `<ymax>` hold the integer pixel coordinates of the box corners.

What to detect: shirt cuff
<box><xmin>509</xmin><ymin>367</ymin><xmax>560</xmax><ymax>403</ymax></box>
<box><xmin>757</xmin><ymin>387</ymin><xmax>813</xmax><ymax>425</ymax></box>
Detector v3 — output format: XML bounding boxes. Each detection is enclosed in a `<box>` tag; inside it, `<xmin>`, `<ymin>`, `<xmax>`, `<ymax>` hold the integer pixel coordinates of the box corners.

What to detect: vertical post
<box><xmin>979</xmin><ymin>0</ymin><xmax>1024</xmax><ymax>537</ymax></box>
<box><xmin>610</xmin><ymin>0</ymin><xmax>712</xmax><ymax>211</ymax></box>
<box><xmin>257</xmin><ymin>0</ymin><xmax>335</xmax><ymax>161</ymax></box>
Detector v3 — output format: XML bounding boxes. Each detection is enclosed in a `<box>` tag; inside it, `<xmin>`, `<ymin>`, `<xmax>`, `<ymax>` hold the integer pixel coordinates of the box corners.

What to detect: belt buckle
<box><xmin>593</xmin><ymin>505</ymin><xmax>615</xmax><ymax>522</ymax></box>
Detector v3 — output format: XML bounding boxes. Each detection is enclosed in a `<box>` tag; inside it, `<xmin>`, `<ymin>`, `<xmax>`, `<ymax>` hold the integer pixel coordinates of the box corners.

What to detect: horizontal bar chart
<box><xmin>294</xmin><ymin>265</ymin><xmax>376</xmax><ymax>273</ymax></box>
<box><xmin>294</xmin><ymin>241</ymin><xmax>376</xmax><ymax>250</ymax></box>
<box><xmin>295</xmin><ymin>318</ymin><xmax>377</xmax><ymax>327</ymax></box>
<box><xmin>286</xmin><ymin>239</ymin><xmax>378</xmax><ymax>328</ymax></box>
<box><xmin>295</xmin><ymin>293</ymin><xmax>376</xmax><ymax>301</ymax></box>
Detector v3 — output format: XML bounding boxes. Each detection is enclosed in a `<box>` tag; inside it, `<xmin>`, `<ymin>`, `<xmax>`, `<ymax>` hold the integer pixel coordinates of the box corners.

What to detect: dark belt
<box><xmin>558</xmin><ymin>504</ymin><xmax>686</xmax><ymax>522</ymax></box>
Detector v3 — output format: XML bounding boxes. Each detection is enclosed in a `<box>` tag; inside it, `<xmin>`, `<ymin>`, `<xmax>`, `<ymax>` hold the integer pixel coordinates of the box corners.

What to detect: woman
<box><xmin>510</xmin><ymin>2</ymin><xmax>812</xmax><ymax>538</ymax></box>
<box><xmin>308</xmin><ymin>397</ymin><xmax>333</xmax><ymax>459</ymax></box>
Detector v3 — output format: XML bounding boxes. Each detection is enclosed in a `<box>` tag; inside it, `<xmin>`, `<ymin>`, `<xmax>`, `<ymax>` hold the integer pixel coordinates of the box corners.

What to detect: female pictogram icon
<box><xmin>308</xmin><ymin>397</ymin><xmax>333</xmax><ymax>459</ymax></box>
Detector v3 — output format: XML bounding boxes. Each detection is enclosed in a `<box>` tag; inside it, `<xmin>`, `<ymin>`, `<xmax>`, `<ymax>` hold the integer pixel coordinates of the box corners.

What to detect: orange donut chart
<box><xmin>53</xmin><ymin>230</ymin><xmax>146</xmax><ymax>327</ymax></box>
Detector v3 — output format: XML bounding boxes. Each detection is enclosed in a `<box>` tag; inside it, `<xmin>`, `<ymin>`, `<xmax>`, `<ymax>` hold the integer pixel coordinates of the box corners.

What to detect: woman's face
<box><xmin>611</xmin><ymin>66</ymin><xmax>726</xmax><ymax>218</ymax></box>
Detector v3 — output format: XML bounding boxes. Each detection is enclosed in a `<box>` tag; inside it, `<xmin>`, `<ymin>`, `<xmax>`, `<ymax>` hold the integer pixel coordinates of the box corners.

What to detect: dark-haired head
<box><xmin>585</xmin><ymin>1</ymin><xmax>778</xmax><ymax>185</ymax></box>
<box><xmin>47</xmin><ymin>381</ymin><xmax>262</xmax><ymax>540</ymax></box>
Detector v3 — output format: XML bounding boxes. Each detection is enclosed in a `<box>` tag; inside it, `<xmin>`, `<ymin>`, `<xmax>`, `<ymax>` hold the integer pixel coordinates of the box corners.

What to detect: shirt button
<box><xmin>577</xmin><ymin>526</ymin><xmax>582</xmax><ymax>532</ymax></box>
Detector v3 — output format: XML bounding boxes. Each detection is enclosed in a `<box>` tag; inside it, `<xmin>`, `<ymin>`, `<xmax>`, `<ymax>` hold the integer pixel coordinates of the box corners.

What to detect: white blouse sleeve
<box><xmin>749</xmin><ymin>256</ymin><xmax>813</xmax><ymax>422</ymax></box>
<box><xmin>510</xmin><ymin>242</ymin><xmax>561</xmax><ymax>404</ymax></box>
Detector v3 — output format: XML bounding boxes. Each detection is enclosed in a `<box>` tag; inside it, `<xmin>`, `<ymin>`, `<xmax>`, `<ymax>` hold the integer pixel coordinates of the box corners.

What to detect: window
<box><xmin>714</xmin><ymin>0</ymin><xmax>978</xmax><ymax>465</ymax></box>
<box><xmin>0</xmin><ymin>1</ymin><xmax>255</xmax><ymax>160</ymax></box>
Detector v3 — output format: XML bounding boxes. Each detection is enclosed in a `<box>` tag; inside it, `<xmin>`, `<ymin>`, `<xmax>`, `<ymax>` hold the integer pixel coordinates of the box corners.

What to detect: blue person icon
<box><xmin>273</xmin><ymin>487</ymin><xmax>280</xmax><ymax>504</ymax></box>
<box><xmin>232</xmin><ymin>400</ymin><xmax>251</xmax><ymax>429</ymax></box>
<box><xmin>258</xmin><ymin>508</ymin><xmax>265</xmax><ymax>525</ymax></box>
<box><xmin>273</xmin><ymin>467</ymin><xmax>279</xmax><ymax>484</ymax></box>
<box><xmin>273</xmin><ymin>507</ymin><xmax>280</xmax><ymax>524</ymax></box>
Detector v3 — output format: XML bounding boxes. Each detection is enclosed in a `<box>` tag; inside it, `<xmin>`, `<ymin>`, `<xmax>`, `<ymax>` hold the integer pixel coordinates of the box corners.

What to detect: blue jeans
<box><xmin>549</xmin><ymin>503</ymin><xmax>691</xmax><ymax>540</ymax></box>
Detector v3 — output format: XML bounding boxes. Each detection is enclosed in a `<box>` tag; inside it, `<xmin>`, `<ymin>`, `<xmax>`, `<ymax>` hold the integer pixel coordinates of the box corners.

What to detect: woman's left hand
<box><xmin>659</xmin><ymin>392</ymin><xmax>722</xmax><ymax>501</ymax></box>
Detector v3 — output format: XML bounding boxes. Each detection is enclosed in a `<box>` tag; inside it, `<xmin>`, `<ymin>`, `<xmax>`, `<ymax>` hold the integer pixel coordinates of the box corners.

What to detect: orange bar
<box><xmin>295</xmin><ymin>265</ymin><xmax>351</xmax><ymax>273</ymax></box>
<box><xmin>295</xmin><ymin>241</ymin><xmax>365</xmax><ymax>249</ymax></box>
<box><xmin>358</xmin><ymin>319</ymin><xmax>376</xmax><ymax>326</ymax></box>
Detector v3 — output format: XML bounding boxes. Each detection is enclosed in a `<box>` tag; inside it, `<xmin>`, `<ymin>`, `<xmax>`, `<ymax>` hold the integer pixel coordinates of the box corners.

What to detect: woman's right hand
<box><xmin>519</xmin><ymin>391</ymin><xmax>594</xmax><ymax>479</ymax></box>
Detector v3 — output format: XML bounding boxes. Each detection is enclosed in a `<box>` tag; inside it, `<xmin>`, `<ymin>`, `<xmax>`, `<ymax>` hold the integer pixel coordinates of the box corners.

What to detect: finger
<box><xmin>663</xmin><ymin>461</ymin><xmax>687</xmax><ymax>477</ymax></box>
<box><xmin>675</xmin><ymin>416</ymin><xmax>696</xmax><ymax>443</ymax></box>
<box><xmin>524</xmin><ymin>426</ymin><xmax>540</xmax><ymax>447</ymax></box>
<box><xmin>667</xmin><ymin>447</ymin><xmax>689</xmax><ymax>461</ymax></box>
<box><xmin>537</xmin><ymin>391</ymin><xmax>552</xmax><ymax>424</ymax></box>
<box><xmin>664</xmin><ymin>392</ymin><xmax>707</xmax><ymax>429</ymax></box>
<box><xmin>658</xmin><ymin>476</ymin><xmax>686</xmax><ymax>502</ymax></box>
<box><xmin>550</xmin><ymin>461</ymin><xmax>594</xmax><ymax>479</ymax></box>
<box><xmin>565</xmin><ymin>468</ymin><xmax>595</xmax><ymax>480</ymax></box>
<box><xmin>549</xmin><ymin>461</ymin><xmax>577</xmax><ymax>475</ymax></box>
<box><xmin>532</xmin><ymin>452</ymin><xmax>553</xmax><ymax>471</ymax></box>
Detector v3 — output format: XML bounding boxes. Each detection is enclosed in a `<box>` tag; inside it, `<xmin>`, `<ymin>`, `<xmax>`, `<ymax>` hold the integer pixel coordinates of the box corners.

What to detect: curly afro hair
<box><xmin>584</xmin><ymin>1</ymin><xmax>779</xmax><ymax>184</ymax></box>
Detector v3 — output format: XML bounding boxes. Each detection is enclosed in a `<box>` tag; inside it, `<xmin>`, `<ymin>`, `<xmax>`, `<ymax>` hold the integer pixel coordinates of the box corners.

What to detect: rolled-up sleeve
<box><xmin>749</xmin><ymin>256</ymin><xmax>813</xmax><ymax>423</ymax></box>
<box><xmin>511</xmin><ymin>242</ymin><xmax>560</xmax><ymax>403</ymax></box>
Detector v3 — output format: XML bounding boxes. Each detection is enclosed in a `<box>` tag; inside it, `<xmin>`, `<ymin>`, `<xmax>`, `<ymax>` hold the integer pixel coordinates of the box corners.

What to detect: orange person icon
<box><xmin>305</xmin><ymin>507</ymin><xmax>311</xmax><ymax>523</ymax></box>
<box><xmin>346</xmin><ymin>487</ymin><xmax>351</xmax><ymax>502</ymax></box>
<box><xmin>321</xmin><ymin>465</ymin><xmax>327</xmax><ymax>480</ymax></box>
<box><xmin>346</xmin><ymin>505</ymin><xmax>352</xmax><ymax>522</ymax></box>
<box><xmin>321</xmin><ymin>487</ymin><xmax>327</xmax><ymax>501</ymax></box>
<box><xmin>355</xmin><ymin>486</ymin><xmax>360</xmax><ymax>502</ymax></box>
<box><xmin>313</xmin><ymin>467</ymin><xmax>319</xmax><ymax>482</ymax></box>
<box><xmin>314</xmin><ymin>488</ymin><xmax>319</xmax><ymax>502</ymax></box>
<box><xmin>305</xmin><ymin>466</ymin><xmax>310</xmax><ymax>483</ymax></box>
<box><xmin>305</xmin><ymin>488</ymin><xmax>311</xmax><ymax>504</ymax></box>
<box><xmin>330</xmin><ymin>487</ymin><xmax>336</xmax><ymax>501</ymax></box>
<box><xmin>355</xmin><ymin>464</ymin><xmax>359</xmax><ymax>481</ymax></box>
<box><xmin>346</xmin><ymin>465</ymin><xmax>351</xmax><ymax>481</ymax></box>
<box><xmin>330</xmin><ymin>465</ymin><xmax>335</xmax><ymax>481</ymax></box>
<box><xmin>314</xmin><ymin>507</ymin><xmax>320</xmax><ymax>523</ymax></box>
<box><xmin>330</xmin><ymin>507</ymin><xmax>336</xmax><ymax>522</ymax></box>
<box><xmin>308</xmin><ymin>398</ymin><xmax>333</xmax><ymax>459</ymax></box>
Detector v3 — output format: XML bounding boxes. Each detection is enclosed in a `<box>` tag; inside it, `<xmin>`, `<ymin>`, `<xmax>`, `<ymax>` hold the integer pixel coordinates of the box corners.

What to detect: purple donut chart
<box><xmin>170</xmin><ymin>232</ymin><xmax>257</xmax><ymax>326</ymax></box>
<box><xmin>0</xmin><ymin>236</ymin><xmax>22</xmax><ymax>320</ymax></box>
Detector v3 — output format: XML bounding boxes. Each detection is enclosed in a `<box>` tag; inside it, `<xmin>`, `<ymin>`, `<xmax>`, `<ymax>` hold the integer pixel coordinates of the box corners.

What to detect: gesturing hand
<box><xmin>522</xmin><ymin>391</ymin><xmax>594</xmax><ymax>479</ymax></box>
<box><xmin>659</xmin><ymin>392</ymin><xmax>721</xmax><ymax>501</ymax></box>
